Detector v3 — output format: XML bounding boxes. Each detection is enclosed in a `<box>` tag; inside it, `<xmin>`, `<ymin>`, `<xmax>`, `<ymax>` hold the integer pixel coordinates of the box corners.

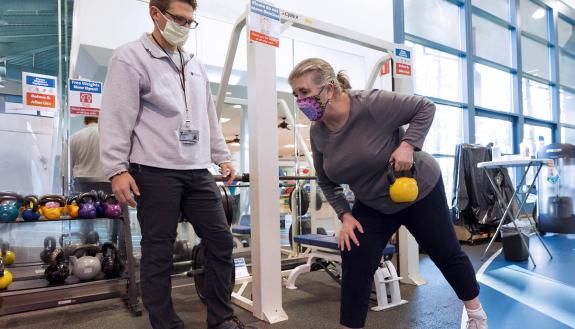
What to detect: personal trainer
<box><xmin>99</xmin><ymin>1</ymin><xmax>254</xmax><ymax>328</ymax></box>
<box><xmin>288</xmin><ymin>58</ymin><xmax>488</xmax><ymax>329</ymax></box>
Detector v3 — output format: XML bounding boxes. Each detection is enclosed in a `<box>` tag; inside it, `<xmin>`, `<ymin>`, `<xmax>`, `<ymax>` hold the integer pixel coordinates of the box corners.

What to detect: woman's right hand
<box><xmin>111</xmin><ymin>172</ymin><xmax>140</xmax><ymax>208</ymax></box>
<box><xmin>339</xmin><ymin>213</ymin><xmax>364</xmax><ymax>252</ymax></box>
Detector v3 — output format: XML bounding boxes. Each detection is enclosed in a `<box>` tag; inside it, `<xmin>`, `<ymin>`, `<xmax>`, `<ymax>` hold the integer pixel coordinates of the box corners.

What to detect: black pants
<box><xmin>340</xmin><ymin>177</ymin><xmax>480</xmax><ymax>328</ymax></box>
<box><xmin>130</xmin><ymin>164</ymin><xmax>235</xmax><ymax>329</ymax></box>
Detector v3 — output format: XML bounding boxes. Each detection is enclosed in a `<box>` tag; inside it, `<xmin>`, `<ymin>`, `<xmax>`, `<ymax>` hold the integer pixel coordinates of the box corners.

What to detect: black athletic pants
<box><xmin>130</xmin><ymin>164</ymin><xmax>235</xmax><ymax>329</ymax></box>
<box><xmin>340</xmin><ymin>177</ymin><xmax>480</xmax><ymax>328</ymax></box>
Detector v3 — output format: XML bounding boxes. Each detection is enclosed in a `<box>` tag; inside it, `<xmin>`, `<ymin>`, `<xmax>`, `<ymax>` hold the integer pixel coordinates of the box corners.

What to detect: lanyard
<box><xmin>151</xmin><ymin>34</ymin><xmax>191</xmax><ymax>127</ymax></box>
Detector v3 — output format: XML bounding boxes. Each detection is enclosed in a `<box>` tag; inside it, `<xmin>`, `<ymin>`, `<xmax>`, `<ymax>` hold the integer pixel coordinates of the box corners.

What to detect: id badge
<box><xmin>179</xmin><ymin>128</ymin><xmax>199</xmax><ymax>145</ymax></box>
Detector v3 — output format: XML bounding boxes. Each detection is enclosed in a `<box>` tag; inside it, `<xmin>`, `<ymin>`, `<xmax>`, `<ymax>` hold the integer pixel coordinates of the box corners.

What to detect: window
<box><xmin>562</xmin><ymin>127</ymin><xmax>575</xmax><ymax>144</ymax></box>
<box><xmin>473</xmin><ymin>0</ymin><xmax>510</xmax><ymax>21</ymax></box>
<box><xmin>475</xmin><ymin>116</ymin><xmax>514</xmax><ymax>153</ymax></box>
<box><xmin>558</xmin><ymin>17</ymin><xmax>575</xmax><ymax>52</ymax></box>
<box><xmin>472</xmin><ymin>15</ymin><xmax>512</xmax><ymax>66</ymax></box>
<box><xmin>474</xmin><ymin>63</ymin><xmax>513</xmax><ymax>112</ymax></box>
<box><xmin>436</xmin><ymin>157</ymin><xmax>456</xmax><ymax>204</ymax></box>
<box><xmin>405</xmin><ymin>0</ymin><xmax>461</xmax><ymax>50</ymax></box>
<box><xmin>522</xmin><ymin>78</ymin><xmax>552</xmax><ymax>120</ymax></box>
<box><xmin>521</xmin><ymin>36</ymin><xmax>551</xmax><ymax>80</ymax></box>
<box><xmin>559</xmin><ymin>52</ymin><xmax>575</xmax><ymax>89</ymax></box>
<box><xmin>423</xmin><ymin>104</ymin><xmax>464</xmax><ymax>156</ymax></box>
<box><xmin>407</xmin><ymin>42</ymin><xmax>463</xmax><ymax>102</ymax></box>
<box><xmin>519</xmin><ymin>0</ymin><xmax>548</xmax><ymax>40</ymax></box>
<box><xmin>560</xmin><ymin>89</ymin><xmax>575</xmax><ymax>124</ymax></box>
<box><xmin>523</xmin><ymin>124</ymin><xmax>553</xmax><ymax>150</ymax></box>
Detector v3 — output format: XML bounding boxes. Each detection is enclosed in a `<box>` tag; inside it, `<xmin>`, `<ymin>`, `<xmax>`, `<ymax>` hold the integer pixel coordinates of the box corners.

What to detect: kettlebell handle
<box><xmin>387</xmin><ymin>161</ymin><xmax>416</xmax><ymax>184</ymax></box>
<box><xmin>40</xmin><ymin>195</ymin><xmax>66</xmax><ymax>207</ymax></box>
<box><xmin>79</xmin><ymin>191</ymin><xmax>98</xmax><ymax>204</ymax></box>
<box><xmin>24</xmin><ymin>195</ymin><xmax>39</xmax><ymax>211</ymax></box>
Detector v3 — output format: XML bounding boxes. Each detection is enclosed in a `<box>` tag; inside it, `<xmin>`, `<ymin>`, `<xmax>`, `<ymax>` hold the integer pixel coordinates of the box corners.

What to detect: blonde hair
<box><xmin>288</xmin><ymin>58</ymin><xmax>351</xmax><ymax>94</ymax></box>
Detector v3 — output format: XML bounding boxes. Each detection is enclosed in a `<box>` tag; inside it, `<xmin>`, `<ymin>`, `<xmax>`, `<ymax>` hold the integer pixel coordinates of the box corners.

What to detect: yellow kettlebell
<box><xmin>0</xmin><ymin>258</ymin><xmax>13</xmax><ymax>290</ymax></box>
<box><xmin>66</xmin><ymin>196</ymin><xmax>80</xmax><ymax>219</ymax></box>
<box><xmin>1</xmin><ymin>243</ymin><xmax>15</xmax><ymax>265</ymax></box>
<box><xmin>388</xmin><ymin>161</ymin><xmax>419</xmax><ymax>203</ymax></box>
<box><xmin>39</xmin><ymin>195</ymin><xmax>66</xmax><ymax>220</ymax></box>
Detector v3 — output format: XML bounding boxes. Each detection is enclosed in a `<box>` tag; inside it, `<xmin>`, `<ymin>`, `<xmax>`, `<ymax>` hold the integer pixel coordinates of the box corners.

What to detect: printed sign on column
<box><xmin>22</xmin><ymin>72</ymin><xmax>58</xmax><ymax>112</ymax></box>
<box><xmin>393</xmin><ymin>47</ymin><xmax>412</xmax><ymax>79</ymax></box>
<box><xmin>379</xmin><ymin>61</ymin><xmax>391</xmax><ymax>76</ymax></box>
<box><xmin>68</xmin><ymin>79</ymin><xmax>103</xmax><ymax>116</ymax></box>
<box><xmin>249</xmin><ymin>0</ymin><xmax>280</xmax><ymax>47</ymax></box>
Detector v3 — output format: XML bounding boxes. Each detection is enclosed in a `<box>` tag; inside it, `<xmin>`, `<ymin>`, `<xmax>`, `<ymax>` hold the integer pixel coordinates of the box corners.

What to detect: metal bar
<box><xmin>279</xmin><ymin>10</ymin><xmax>397</xmax><ymax>53</ymax></box>
<box><xmin>215</xmin><ymin>13</ymin><xmax>247</xmax><ymax>119</ymax></box>
<box><xmin>365</xmin><ymin>54</ymin><xmax>393</xmax><ymax>90</ymax></box>
<box><xmin>213</xmin><ymin>174</ymin><xmax>317</xmax><ymax>182</ymax></box>
<box><xmin>463</xmin><ymin>0</ymin><xmax>475</xmax><ymax>144</ymax></box>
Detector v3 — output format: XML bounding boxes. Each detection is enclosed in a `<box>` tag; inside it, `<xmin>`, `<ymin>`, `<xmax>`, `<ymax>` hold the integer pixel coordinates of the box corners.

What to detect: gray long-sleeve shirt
<box><xmin>311</xmin><ymin>89</ymin><xmax>441</xmax><ymax>217</ymax></box>
<box><xmin>70</xmin><ymin>123</ymin><xmax>106</xmax><ymax>180</ymax></box>
<box><xmin>99</xmin><ymin>34</ymin><xmax>231</xmax><ymax>179</ymax></box>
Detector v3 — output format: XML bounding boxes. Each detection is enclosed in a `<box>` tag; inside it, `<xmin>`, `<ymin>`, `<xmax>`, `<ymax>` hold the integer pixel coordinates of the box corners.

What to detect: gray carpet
<box><xmin>0</xmin><ymin>242</ymin><xmax>499</xmax><ymax>329</ymax></box>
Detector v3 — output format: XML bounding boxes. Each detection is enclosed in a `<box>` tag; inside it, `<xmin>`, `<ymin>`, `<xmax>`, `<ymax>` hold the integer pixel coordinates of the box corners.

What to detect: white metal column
<box><xmin>246</xmin><ymin>30</ymin><xmax>288</xmax><ymax>323</ymax></box>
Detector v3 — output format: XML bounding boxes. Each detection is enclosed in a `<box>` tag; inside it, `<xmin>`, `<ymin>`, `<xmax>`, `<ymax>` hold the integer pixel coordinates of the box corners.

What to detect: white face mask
<box><xmin>156</xmin><ymin>13</ymin><xmax>190</xmax><ymax>48</ymax></box>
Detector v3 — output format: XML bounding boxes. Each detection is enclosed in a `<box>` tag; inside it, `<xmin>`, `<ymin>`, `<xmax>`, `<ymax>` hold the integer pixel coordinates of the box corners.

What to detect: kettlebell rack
<box><xmin>0</xmin><ymin>212</ymin><xmax>141</xmax><ymax>316</ymax></box>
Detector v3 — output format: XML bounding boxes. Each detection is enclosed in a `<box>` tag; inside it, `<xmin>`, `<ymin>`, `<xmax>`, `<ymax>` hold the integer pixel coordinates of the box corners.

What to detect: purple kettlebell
<box><xmin>103</xmin><ymin>194</ymin><xmax>122</xmax><ymax>219</ymax></box>
<box><xmin>78</xmin><ymin>192</ymin><xmax>98</xmax><ymax>219</ymax></box>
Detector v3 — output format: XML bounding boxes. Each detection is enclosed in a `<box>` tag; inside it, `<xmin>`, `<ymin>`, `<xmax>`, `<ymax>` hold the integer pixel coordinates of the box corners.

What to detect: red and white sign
<box><xmin>379</xmin><ymin>61</ymin><xmax>391</xmax><ymax>76</ymax></box>
<box><xmin>249</xmin><ymin>0</ymin><xmax>280</xmax><ymax>47</ymax></box>
<box><xmin>393</xmin><ymin>47</ymin><xmax>413</xmax><ymax>80</ymax></box>
<box><xmin>68</xmin><ymin>79</ymin><xmax>102</xmax><ymax>116</ymax></box>
<box><xmin>22</xmin><ymin>72</ymin><xmax>58</xmax><ymax>112</ymax></box>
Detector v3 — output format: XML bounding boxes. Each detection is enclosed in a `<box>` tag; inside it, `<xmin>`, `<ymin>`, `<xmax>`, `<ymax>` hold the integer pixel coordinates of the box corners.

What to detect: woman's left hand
<box><xmin>219</xmin><ymin>162</ymin><xmax>236</xmax><ymax>186</ymax></box>
<box><xmin>389</xmin><ymin>141</ymin><xmax>415</xmax><ymax>171</ymax></box>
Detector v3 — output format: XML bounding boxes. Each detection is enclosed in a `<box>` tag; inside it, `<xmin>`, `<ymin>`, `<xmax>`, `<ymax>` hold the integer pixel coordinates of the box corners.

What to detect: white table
<box><xmin>477</xmin><ymin>159</ymin><xmax>553</xmax><ymax>267</ymax></box>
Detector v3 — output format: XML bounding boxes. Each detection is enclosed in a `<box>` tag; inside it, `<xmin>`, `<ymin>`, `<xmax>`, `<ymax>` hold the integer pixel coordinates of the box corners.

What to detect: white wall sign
<box><xmin>393</xmin><ymin>47</ymin><xmax>413</xmax><ymax>79</ymax></box>
<box><xmin>249</xmin><ymin>0</ymin><xmax>281</xmax><ymax>47</ymax></box>
<box><xmin>68</xmin><ymin>79</ymin><xmax>103</xmax><ymax>116</ymax></box>
<box><xmin>22</xmin><ymin>72</ymin><xmax>58</xmax><ymax>112</ymax></box>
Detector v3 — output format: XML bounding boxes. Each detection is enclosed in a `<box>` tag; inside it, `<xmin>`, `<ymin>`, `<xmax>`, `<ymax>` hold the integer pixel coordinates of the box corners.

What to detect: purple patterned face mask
<box><xmin>296</xmin><ymin>86</ymin><xmax>328</xmax><ymax>121</ymax></box>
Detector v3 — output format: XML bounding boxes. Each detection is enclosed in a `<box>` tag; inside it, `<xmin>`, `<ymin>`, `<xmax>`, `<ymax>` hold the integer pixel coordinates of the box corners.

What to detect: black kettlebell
<box><xmin>85</xmin><ymin>230</ymin><xmax>100</xmax><ymax>245</ymax></box>
<box><xmin>59</xmin><ymin>232</ymin><xmax>85</xmax><ymax>257</ymax></box>
<box><xmin>45</xmin><ymin>248</ymin><xmax>69</xmax><ymax>285</ymax></box>
<box><xmin>101</xmin><ymin>242</ymin><xmax>124</xmax><ymax>278</ymax></box>
<box><xmin>40</xmin><ymin>236</ymin><xmax>57</xmax><ymax>264</ymax></box>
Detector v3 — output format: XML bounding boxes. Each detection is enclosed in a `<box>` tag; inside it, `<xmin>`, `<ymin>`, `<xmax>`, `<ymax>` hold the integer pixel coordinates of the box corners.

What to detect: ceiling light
<box><xmin>220</xmin><ymin>117</ymin><xmax>231</xmax><ymax>123</ymax></box>
<box><xmin>296</xmin><ymin>123</ymin><xmax>308</xmax><ymax>128</ymax></box>
<box><xmin>285</xmin><ymin>144</ymin><xmax>295</xmax><ymax>148</ymax></box>
<box><xmin>233</xmin><ymin>104</ymin><xmax>242</xmax><ymax>109</ymax></box>
<box><xmin>532</xmin><ymin>8</ymin><xmax>545</xmax><ymax>20</ymax></box>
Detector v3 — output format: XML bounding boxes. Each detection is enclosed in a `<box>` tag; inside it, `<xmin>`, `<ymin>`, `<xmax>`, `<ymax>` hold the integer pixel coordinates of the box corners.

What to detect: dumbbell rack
<box><xmin>0</xmin><ymin>211</ymin><xmax>141</xmax><ymax>316</ymax></box>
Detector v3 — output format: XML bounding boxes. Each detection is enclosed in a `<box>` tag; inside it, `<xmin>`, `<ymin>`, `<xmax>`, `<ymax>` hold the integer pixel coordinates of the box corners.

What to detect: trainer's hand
<box><xmin>111</xmin><ymin>172</ymin><xmax>140</xmax><ymax>208</ymax></box>
<box><xmin>219</xmin><ymin>162</ymin><xmax>236</xmax><ymax>186</ymax></box>
<box><xmin>339</xmin><ymin>213</ymin><xmax>364</xmax><ymax>252</ymax></box>
<box><xmin>390</xmin><ymin>141</ymin><xmax>414</xmax><ymax>171</ymax></box>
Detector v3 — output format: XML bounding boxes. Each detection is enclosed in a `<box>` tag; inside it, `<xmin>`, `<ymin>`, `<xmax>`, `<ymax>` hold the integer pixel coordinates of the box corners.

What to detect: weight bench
<box><xmin>285</xmin><ymin>234</ymin><xmax>407</xmax><ymax>311</ymax></box>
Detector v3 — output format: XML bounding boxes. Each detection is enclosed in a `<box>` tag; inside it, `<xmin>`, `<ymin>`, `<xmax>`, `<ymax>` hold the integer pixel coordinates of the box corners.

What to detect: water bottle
<box><xmin>536</xmin><ymin>136</ymin><xmax>545</xmax><ymax>158</ymax></box>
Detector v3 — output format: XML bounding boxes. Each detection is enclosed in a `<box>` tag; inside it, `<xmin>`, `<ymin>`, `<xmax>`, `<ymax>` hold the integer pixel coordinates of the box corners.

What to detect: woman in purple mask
<box><xmin>288</xmin><ymin>58</ymin><xmax>487</xmax><ymax>329</ymax></box>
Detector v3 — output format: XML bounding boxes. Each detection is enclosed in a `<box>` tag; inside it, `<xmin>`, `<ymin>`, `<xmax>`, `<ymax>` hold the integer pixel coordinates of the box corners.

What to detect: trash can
<box><xmin>501</xmin><ymin>222</ymin><xmax>531</xmax><ymax>261</ymax></box>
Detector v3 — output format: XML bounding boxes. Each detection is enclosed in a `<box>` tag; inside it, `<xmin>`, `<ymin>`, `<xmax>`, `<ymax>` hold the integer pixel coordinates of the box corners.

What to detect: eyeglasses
<box><xmin>165</xmin><ymin>11</ymin><xmax>199</xmax><ymax>29</ymax></box>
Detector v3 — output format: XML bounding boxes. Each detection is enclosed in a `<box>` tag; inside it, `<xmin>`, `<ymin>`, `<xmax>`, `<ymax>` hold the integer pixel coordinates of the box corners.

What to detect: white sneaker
<box><xmin>466</xmin><ymin>317</ymin><xmax>488</xmax><ymax>329</ymax></box>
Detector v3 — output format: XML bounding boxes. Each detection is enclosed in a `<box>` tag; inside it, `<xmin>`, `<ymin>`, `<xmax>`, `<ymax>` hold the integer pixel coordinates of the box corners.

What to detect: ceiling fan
<box><xmin>226</xmin><ymin>135</ymin><xmax>240</xmax><ymax>145</ymax></box>
<box><xmin>278</xmin><ymin>117</ymin><xmax>291</xmax><ymax>130</ymax></box>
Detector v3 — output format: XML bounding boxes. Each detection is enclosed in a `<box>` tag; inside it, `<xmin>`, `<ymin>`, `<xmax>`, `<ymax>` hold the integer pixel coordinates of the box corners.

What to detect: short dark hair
<box><xmin>84</xmin><ymin>116</ymin><xmax>98</xmax><ymax>125</ymax></box>
<box><xmin>149</xmin><ymin>0</ymin><xmax>197</xmax><ymax>12</ymax></box>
